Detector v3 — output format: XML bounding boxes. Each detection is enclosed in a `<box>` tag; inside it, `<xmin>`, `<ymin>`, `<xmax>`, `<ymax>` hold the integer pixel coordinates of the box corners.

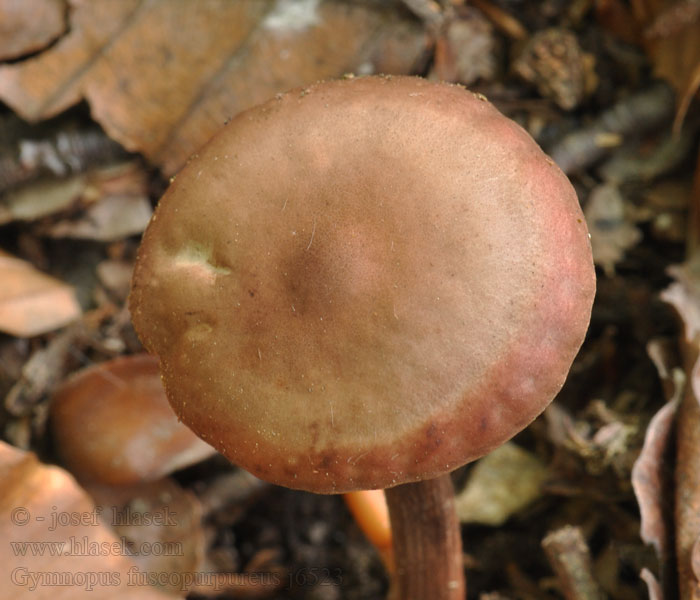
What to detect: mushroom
<box><xmin>51</xmin><ymin>354</ymin><xmax>216</xmax><ymax>486</ymax></box>
<box><xmin>130</xmin><ymin>75</ymin><xmax>595</xmax><ymax>598</ymax></box>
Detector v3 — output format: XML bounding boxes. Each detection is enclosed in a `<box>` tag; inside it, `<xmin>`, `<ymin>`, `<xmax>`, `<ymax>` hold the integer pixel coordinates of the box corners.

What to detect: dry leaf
<box><xmin>1</xmin><ymin>162</ymin><xmax>149</xmax><ymax>233</ymax></box>
<box><xmin>0</xmin><ymin>250</ymin><xmax>81</xmax><ymax>337</ymax></box>
<box><xmin>641</xmin><ymin>567</ymin><xmax>665</xmax><ymax>600</ymax></box>
<box><xmin>632</xmin><ymin>0</ymin><xmax>700</xmax><ymax>129</ymax></box>
<box><xmin>644</xmin><ymin>180</ymin><xmax>692</xmax><ymax>244</ymax></box>
<box><xmin>42</xmin><ymin>195</ymin><xmax>152</xmax><ymax>241</ymax></box>
<box><xmin>4</xmin><ymin>325</ymin><xmax>80</xmax><ymax>419</ymax></box>
<box><xmin>584</xmin><ymin>184</ymin><xmax>642</xmax><ymax>277</ymax></box>
<box><xmin>455</xmin><ymin>442</ymin><xmax>547</xmax><ymax>526</ymax></box>
<box><xmin>0</xmin><ymin>441</ymin><xmax>173</xmax><ymax>599</ymax></box>
<box><xmin>0</xmin><ymin>0</ymin><xmax>426</xmax><ymax>175</ymax></box>
<box><xmin>659</xmin><ymin>142</ymin><xmax>700</xmax><ymax>598</ymax></box>
<box><xmin>82</xmin><ymin>475</ymin><xmax>282</xmax><ymax>598</ymax></box>
<box><xmin>96</xmin><ymin>259</ymin><xmax>134</xmax><ymax>303</ymax></box>
<box><xmin>663</xmin><ymin>263</ymin><xmax>700</xmax><ymax>343</ymax></box>
<box><xmin>0</xmin><ymin>0</ymin><xmax>65</xmax><ymax>61</ymax></box>
<box><xmin>0</xmin><ymin>177</ymin><xmax>86</xmax><ymax>225</ymax></box>
<box><xmin>676</xmin><ymin>358</ymin><xmax>700</xmax><ymax>600</ymax></box>
<box><xmin>661</xmin><ymin>257</ymin><xmax>700</xmax><ymax>599</ymax></box>
<box><xmin>50</xmin><ymin>354</ymin><xmax>216</xmax><ymax>486</ymax></box>
<box><xmin>86</xmin><ymin>479</ymin><xmax>206</xmax><ymax>597</ymax></box>
<box><xmin>429</xmin><ymin>9</ymin><xmax>497</xmax><ymax>85</ymax></box>
<box><xmin>594</xmin><ymin>0</ymin><xmax>643</xmax><ymax>45</ymax></box>
<box><xmin>630</xmin><ymin>384</ymin><xmax>681</xmax><ymax>562</ymax></box>
<box><xmin>0</xmin><ymin>162</ymin><xmax>151</xmax><ymax>238</ymax></box>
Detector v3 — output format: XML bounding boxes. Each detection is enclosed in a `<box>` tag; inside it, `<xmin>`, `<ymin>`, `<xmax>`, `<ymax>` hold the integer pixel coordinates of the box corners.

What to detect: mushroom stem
<box><xmin>384</xmin><ymin>474</ymin><xmax>465</xmax><ymax>599</ymax></box>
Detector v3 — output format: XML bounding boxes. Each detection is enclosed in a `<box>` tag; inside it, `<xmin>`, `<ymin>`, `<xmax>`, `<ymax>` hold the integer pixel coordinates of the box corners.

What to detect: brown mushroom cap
<box><xmin>51</xmin><ymin>354</ymin><xmax>216</xmax><ymax>485</ymax></box>
<box><xmin>130</xmin><ymin>76</ymin><xmax>595</xmax><ymax>494</ymax></box>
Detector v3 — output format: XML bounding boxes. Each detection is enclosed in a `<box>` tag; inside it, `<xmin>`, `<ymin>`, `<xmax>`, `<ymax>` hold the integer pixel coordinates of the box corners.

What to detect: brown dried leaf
<box><xmin>96</xmin><ymin>259</ymin><xmax>134</xmax><ymax>303</ymax></box>
<box><xmin>0</xmin><ymin>0</ymin><xmax>426</xmax><ymax>175</ymax></box>
<box><xmin>676</xmin><ymin>363</ymin><xmax>700</xmax><ymax>600</ymax></box>
<box><xmin>455</xmin><ymin>442</ymin><xmax>547</xmax><ymax>526</ymax></box>
<box><xmin>42</xmin><ymin>195</ymin><xmax>152</xmax><ymax>241</ymax></box>
<box><xmin>429</xmin><ymin>9</ymin><xmax>497</xmax><ymax>85</ymax></box>
<box><xmin>1</xmin><ymin>162</ymin><xmax>149</xmax><ymax>231</ymax></box>
<box><xmin>84</xmin><ymin>476</ymin><xmax>283</xmax><ymax>598</ymax></box>
<box><xmin>641</xmin><ymin>567</ymin><xmax>665</xmax><ymax>600</ymax></box>
<box><xmin>643</xmin><ymin>180</ymin><xmax>692</xmax><ymax>244</ymax></box>
<box><xmin>662</xmin><ymin>256</ymin><xmax>700</xmax><ymax>599</ymax></box>
<box><xmin>674</xmin><ymin>61</ymin><xmax>700</xmax><ymax>133</ymax></box>
<box><xmin>4</xmin><ymin>325</ymin><xmax>80</xmax><ymax>417</ymax></box>
<box><xmin>631</xmin><ymin>384</ymin><xmax>681</xmax><ymax>559</ymax></box>
<box><xmin>0</xmin><ymin>177</ymin><xmax>86</xmax><ymax>225</ymax></box>
<box><xmin>0</xmin><ymin>250</ymin><xmax>81</xmax><ymax>337</ymax></box>
<box><xmin>646</xmin><ymin>1</ymin><xmax>700</xmax><ymax>39</ymax></box>
<box><xmin>632</xmin><ymin>0</ymin><xmax>700</xmax><ymax>128</ymax></box>
<box><xmin>663</xmin><ymin>263</ymin><xmax>700</xmax><ymax>344</ymax></box>
<box><xmin>0</xmin><ymin>441</ymin><xmax>173</xmax><ymax>598</ymax></box>
<box><xmin>594</xmin><ymin>0</ymin><xmax>643</xmax><ymax>45</ymax></box>
<box><xmin>694</xmin><ymin>538</ymin><xmax>700</xmax><ymax>582</ymax></box>
<box><xmin>86</xmin><ymin>479</ymin><xmax>206</xmax><ymax>596</ymax></box>
<box><xmin>0</xmin><ymin>0</ymin><xmax>65</xmax><ymax>61</ymax></box>
<box><xmin>584</xmin><ymin>184</ymin><xmax>642</xmax><ymax>277</ymax></box>
<box><xmin>50</xmin><ymin>354</ymin><xmax>215</xmax><ymax>486</ymax></box>
<box><xmin>647</xmin><ymin>337</ymin><xmax>684</xmax><ymax>402</ymax></box>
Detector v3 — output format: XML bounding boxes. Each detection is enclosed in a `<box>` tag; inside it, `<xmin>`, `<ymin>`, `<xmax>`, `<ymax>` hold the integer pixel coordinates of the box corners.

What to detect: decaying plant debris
<box><xmin>0</xmin><ymin>1</ymin><xmax>699</xmax><ymax>599</ymax></box>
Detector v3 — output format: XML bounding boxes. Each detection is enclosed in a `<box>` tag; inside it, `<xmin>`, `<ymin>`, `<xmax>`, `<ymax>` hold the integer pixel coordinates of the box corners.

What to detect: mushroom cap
<box><xmin>130</xmin><ymin>76</ymin><xmax>595</xmax><ymax>494</ymax></box>
<box><xmin>51</xmin><ymin>354</ymin><xmax>216</xmax><ymax>485</ymax></box>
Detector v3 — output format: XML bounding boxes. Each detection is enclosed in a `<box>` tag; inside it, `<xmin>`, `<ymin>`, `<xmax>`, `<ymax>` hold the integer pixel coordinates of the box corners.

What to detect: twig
<box><xmin>542</xmin><ymin>525</ymin><xmax>606</xmax><ymax>600</ymax></box>
<box><xmin>0</xmin><ymin>115</ymin><xmax>127</xmax><ymax>193</ymax></box>
<box><xmin>548</xmin><ymin>82</ymin><xmax>675</xmax><ymax>174</ymax></box>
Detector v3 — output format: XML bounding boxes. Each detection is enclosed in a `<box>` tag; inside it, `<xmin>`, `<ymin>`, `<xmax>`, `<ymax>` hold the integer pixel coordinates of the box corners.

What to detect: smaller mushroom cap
<box><xmin>130</xmin><ymin>76</ymin><xmax>595</xmax><ymax>493</ymax></box>
<box><xmin>51</xmin><ymin>354</ymin><xmax>216</xmax><ymax>485</ymax></box>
